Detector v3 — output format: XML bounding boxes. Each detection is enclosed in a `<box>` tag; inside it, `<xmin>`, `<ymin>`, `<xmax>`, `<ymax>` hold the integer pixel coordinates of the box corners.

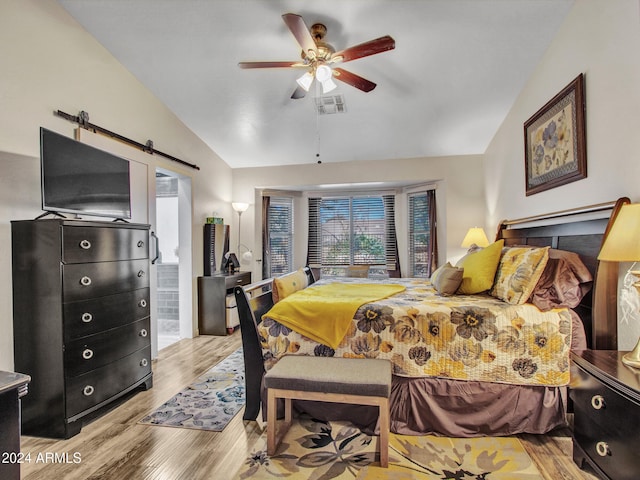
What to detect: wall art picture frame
<box><xmin>524</xmin><ymin>73</ymin><xmax>586</xmax><ymax>196</ymax></box>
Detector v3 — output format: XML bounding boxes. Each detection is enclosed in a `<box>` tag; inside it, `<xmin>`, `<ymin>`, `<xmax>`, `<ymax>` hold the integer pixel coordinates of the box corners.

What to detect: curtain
<box><xmin>426</xmin><ymin>189</ymin><xmax>438</xmax><ymax>277</ymax></box>
<box><xmin>382</xmin><ymin>194</ymin><xmax>401</xmax><ymax>277</ymax></box>
<box><xmin>261</xmin><ymin>195</ymin><xmax>271</xmax><ymax>280</ymax></box>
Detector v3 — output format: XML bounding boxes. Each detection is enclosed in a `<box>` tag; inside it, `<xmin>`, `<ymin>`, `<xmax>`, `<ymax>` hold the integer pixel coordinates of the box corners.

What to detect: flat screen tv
<box><xmin>40</xmin><ymin>127</ymin><xmax>132</xmax><ymax>219</ymax></box>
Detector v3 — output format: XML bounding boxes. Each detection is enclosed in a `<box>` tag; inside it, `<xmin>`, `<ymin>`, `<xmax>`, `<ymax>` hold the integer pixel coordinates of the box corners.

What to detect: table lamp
<box><xmin>597</xmin><ymin>203</ymin><xmax>640</xmax><ymax>368</ymax></box>
<box><xmin>461</xmin><ymin>227</ymin><xmax>489</xmax><ymax>248</ymax></box>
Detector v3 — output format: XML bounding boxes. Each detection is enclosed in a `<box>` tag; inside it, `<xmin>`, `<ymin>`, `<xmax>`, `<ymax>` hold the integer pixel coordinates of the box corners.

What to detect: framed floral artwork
<box><xmin>524</xmin><ymin>74</ymin><xmax>586</xmax><ymax>196</ymax></box>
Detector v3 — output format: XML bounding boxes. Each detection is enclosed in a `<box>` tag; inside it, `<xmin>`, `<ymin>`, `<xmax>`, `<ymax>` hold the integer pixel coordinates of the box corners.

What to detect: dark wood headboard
<box><xmin>496</xmin><ymin>197</ymin><xmax>630</xmax><ymax>349</ymax></box>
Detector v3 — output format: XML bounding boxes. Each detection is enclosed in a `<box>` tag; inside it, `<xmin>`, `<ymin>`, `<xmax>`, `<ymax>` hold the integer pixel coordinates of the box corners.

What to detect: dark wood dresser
<box><xmin>570</xmin><ymin>349</ymin><xmax>640</xmax><ymax>480</ymax></box>
<box><xmin>11</xmin><ymin>219</ymin><xmax>153</xmax><ymax>438</ymax></box>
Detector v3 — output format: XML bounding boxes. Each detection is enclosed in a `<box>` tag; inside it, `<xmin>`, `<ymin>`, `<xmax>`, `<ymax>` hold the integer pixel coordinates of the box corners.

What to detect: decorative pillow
<box><xmin>529</xmin><ymin>248</ymin><xmax>593</xmax><ymax>311</ymax></box>
<box><xmin>456</xmin><ymin>240</ymin><xmax>504</xmax><ymax>294</ymax></box>
<box><xmin>431</xmin><ymin>262</ymin><xmax>464</xmax><ymax>295</ymax></box>
<box><xmin>490</xmin><ymin>246</ymin><xmax>550</xmax><ymax>305</ymax></box>
<box><xmin>272</xmin><ymin>268</ymin><xmax>309</xmax><ymax>303</ymax></box>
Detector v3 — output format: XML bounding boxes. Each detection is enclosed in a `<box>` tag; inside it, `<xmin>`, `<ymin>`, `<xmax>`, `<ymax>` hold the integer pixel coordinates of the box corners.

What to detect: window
<box><xmin>308</xmin><ymin>195</ymin><xmax>398</xmax><ymax>277</ymax></box>
<box><xmin>266</xmin><ymin>196</ymin><xmax>293</xmax><ymax>276</ymax></box>
<box><xmin>408</xmin><ymin>190</ymin><xmax>437</xmax><ymax>277</ymax></box>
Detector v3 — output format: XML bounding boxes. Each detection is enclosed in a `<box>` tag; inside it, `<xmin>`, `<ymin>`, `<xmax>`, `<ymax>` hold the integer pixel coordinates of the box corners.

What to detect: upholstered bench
<box><xmin>264</xmin><ymin>355</ymin><xmax>392</xmax><ymax>467</ymax></box>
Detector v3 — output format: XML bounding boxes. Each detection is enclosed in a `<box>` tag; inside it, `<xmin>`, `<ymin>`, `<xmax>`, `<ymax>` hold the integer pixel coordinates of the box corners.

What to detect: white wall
<box><xmin>484</xmin><ymin>0</ymin><xmax>640</xmax><ymax>347</ymax></box>
<box><xmin>232</xmin><ymin>154</ymin><xmax>486</xmax><ymax>281</ymax></box>
<box><xmin>484</xmin><ymin>0</ymin><xmax>640</xmax><ymax>227</ymax></box>
<box><xmin>0</xmin><ymin>0</ymin><xmax>233</xmax><ymax>371</ymax></box>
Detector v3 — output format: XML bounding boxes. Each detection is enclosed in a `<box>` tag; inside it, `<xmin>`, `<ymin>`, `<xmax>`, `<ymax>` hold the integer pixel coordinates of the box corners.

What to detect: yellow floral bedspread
<box><xmin>259</xmin><ymin>277</ymin><xmax>572</xmax><ymax>386</ymax></box>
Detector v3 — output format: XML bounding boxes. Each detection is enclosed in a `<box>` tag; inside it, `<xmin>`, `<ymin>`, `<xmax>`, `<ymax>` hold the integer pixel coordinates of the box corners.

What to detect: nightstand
<box><xmin>570</xmin><ymin>350</ymin><xmax>640</xmax><ymax>480</ymax></box>
<box><xmin>0</xmin><ymin>371</ymin><xmax>30</xmax><ymax>480</ymax></box>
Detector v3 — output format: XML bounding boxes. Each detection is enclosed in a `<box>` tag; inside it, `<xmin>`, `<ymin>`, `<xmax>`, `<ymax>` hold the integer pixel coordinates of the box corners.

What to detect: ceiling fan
<box><xmin>238</xmin><ymin>13</ymin><xmax>395</xmax><ymax>99</ymax></box>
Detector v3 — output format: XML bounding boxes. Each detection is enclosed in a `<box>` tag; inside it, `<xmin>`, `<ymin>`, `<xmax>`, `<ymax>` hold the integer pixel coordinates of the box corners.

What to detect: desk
<box><xmin>198</xmin><ymin>272</ymin><xmax>252</xmax><ymax>335</ymax></box>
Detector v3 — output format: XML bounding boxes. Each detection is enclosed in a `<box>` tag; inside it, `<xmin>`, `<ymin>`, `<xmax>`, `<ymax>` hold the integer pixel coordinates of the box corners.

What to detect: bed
<box><xmin>235</xmin><ymin>198</ymin><xmax>628</xmax><ymax>437</ymax></box>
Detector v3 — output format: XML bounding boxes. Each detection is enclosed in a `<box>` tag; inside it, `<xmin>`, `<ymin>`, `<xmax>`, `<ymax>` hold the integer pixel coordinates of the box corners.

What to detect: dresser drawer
<box><xmin>225</xmin><ymin>271</ymin><xmax>251</xmax><ymax>290</ymax></box>
<box><xmin>61</xmin><ymin>226</ymin><xmax>149</xmax><ymax>264</ymax></box>
<box><xmin>63</xmin><ymin>259</ymin><xmax>149</xmax><ymax>302</ymax></box>
<box><xmin>63</xmin><ymin>288</ymin><xmax>150</xmax><ymax>340</ymax></box>
<box><xmin>65</xmin><ymin>346</ymin><xmax>152</xmax><ymax>419</ymax></box>
<box><xmin>65</xmin><ymin>318</ymin><xmax>150</xmax><ymax>376</ymax></box>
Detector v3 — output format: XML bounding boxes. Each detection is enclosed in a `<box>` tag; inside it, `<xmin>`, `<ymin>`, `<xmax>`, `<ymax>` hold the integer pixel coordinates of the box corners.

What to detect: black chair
<box><xmin>234</xmin><ymin>266</ymin><xmax>315</xmax><ymax>420</ymax></box>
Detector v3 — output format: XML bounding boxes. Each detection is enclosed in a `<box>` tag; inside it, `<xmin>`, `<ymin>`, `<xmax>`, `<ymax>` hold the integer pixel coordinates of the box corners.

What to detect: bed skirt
<box><xmin>265</xmin><ymin>375</ymin><xmax>568</xmax><ymax>437</ymax></box>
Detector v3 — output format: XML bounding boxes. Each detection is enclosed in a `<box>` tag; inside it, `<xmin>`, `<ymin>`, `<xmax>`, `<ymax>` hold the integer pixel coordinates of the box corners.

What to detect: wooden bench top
<box><xmin>264</xmin><ymin>356</ymin><xmax>391</xmax><ymax>398</ymax></box>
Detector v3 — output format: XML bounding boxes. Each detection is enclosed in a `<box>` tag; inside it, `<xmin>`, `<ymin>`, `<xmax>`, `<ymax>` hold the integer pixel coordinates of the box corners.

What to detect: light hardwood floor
<box><xmin>20</xmin><ymin>333</ymin><xmax>600</xmax><ymax>479</ymax></box>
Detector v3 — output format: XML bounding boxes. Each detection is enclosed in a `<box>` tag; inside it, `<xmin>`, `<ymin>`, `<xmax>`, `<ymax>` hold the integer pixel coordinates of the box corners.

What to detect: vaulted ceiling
<box><xmin>57</xmin><ymin>0</ymin><xmax>574</xmax><ymax>169</ymax></box>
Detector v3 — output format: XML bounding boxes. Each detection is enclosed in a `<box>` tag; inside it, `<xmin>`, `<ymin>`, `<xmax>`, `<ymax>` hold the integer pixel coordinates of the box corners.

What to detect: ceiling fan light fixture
<box><xmin>296</xmin><ymin>71</ymin><xmax>314</xmax><ymax>91</ymax></box>
<box><xmin>315</xmin><ymin>64</ymin><xmax>332</xmax><ymax>82</ymax></box>
<box><xmin>321</xmin><ymin>77</ymin><xmax>337</xmax><ymax>94</ymax></box>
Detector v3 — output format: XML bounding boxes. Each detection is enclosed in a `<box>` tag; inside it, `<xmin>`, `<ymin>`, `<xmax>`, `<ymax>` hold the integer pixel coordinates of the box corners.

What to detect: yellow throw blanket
<box><xmin>263</xmin><ymin>282</ymin><xmax>406</xmax><ymax>349</ymax></box>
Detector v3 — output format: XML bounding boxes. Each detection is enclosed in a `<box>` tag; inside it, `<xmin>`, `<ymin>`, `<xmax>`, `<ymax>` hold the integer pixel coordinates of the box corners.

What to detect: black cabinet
<box><xmin>570</xmin><ymin>350</ymin><xmax>640</xmax><ymax>480</ymax></box>
<box><xmin>11</xmin><ymin>219</ymin><xmax>153</xmax><ymax>438</ymax></box>
<box><xmin>0</xmin><ymin>371</ymin><xmax>30</xmax><ymax>480</ymax></box>
<box><xmin>198</xmin><ymin>272</ymin><xmax>251</xmax><ymax>335</ymax></box>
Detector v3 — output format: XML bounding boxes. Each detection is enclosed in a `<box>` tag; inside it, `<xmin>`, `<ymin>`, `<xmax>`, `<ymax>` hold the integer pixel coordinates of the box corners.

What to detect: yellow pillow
<box><xmin>456</xmin><ymin>239</ymin><xmax>504</xmax><ymax>294</ymax></box>
<box><xmin>491</xmin><ymin>246</ymin><xmax>550</xmax><ymax>304</ymax></box>
<box><xmin>272</xmin><ymin>268</ymin><xmax>309</xmax><ymax>303</ymax></box>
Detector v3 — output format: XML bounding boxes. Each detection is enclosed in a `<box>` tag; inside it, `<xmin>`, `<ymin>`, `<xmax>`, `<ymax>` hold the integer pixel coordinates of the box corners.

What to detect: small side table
<box><xmin>570</xmin><ymin>350</ymin><xmax>640</xmax><ymax>480</ymax></box>
<box><xmin>198</xmin><ymin>272</ymin><xmax>252</xmax><ymax>335</ymax></box>
<box><xmin>0</xmin><ymin>371</ymin><xmax>30</xmax><ymax>480</ymax></box>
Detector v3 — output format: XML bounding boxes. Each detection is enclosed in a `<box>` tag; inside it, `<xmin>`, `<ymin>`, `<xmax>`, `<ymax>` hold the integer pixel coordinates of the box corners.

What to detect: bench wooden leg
<box><xmin>266</xmin><ymin>388</ymin><xmax>277</xmax><ymax>455</ymax></box>
<box><xmin>378</xmin><ymin>398</ymin><xmax>389</xmax><ymax>468</ymax></box>
<box><xmin>267</xmin><ymin>389</ymin><xmax>292</xmax><ymax>456</ymax></box>
<box><xmin>267</xmin><ymin>388</ymin><xmax>389</xmax><ymax>468</ymax></box>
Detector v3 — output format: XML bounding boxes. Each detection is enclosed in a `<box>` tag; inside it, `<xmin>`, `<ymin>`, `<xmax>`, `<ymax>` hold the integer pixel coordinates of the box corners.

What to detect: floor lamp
<box><xmin>231</xmin><ymin>202</ymin><xmax>253</xmax><ymax>262</ymax></box>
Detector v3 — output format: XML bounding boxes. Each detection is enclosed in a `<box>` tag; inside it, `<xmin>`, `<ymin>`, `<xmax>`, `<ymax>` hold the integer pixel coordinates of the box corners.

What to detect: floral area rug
<box><xmin>234</xmin><ymin>415</ymin><xmax>543</xmax><ymax>479</ymax></box>
<box><xmin>138</xmin><ymin>347</ymin><xmax>245</xmax><ymax>431</ymax></box>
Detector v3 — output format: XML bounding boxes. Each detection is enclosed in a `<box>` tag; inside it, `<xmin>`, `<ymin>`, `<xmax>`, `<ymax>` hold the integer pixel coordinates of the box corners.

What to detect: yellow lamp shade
<box><xmin>598</xmin><ymin>203</ymin><xmax>640</xmax><ymax>261</ymax></box>
<box><xmin>461</xmin><ymin>227</ymin><xmax>489</xmax><ymax>248</ymax></box>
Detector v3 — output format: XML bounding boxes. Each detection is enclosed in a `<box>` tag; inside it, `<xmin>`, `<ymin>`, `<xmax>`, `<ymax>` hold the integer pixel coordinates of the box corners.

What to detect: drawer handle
<box><xmin>140</xmin><ymin>358</ymin><xmax>148</xmax><ymax>367</ymax></box>
<box><xmin>137</xmin><ymin>240</ymin><xmax>145</xmax><ymax>248</ymax></box>
<box><xmin>139</xmin><ymin>299</ymin><xmax>147</xmax><ymax>308</ymax></box>
<box><xmin>80</xmin><ymin>276</ymin><xmax>92</xmax><ymax>286</ymax></box>
<box><xmin>18</xmin><ymin>384</ymin><xmax>29</xmax><ymax>399</ymax></box>
<box><xmin>595</xmin><ymin>441</ymin><xmax>610</xmax><ymax>457</ymax></box>
<box><xmin>83</xmin><ymin>385</ymin><xmax>95</xmax><ymax>396</ymax></box>
<box><xmin>82</xmin><ymin>348</ymin><xmax>94</xmax><ymax>360</ymax></box>
<box><xmin>137</xmin><ymin>270</ymin><xmax>145</xmax><ymax>278</ymax></box>
<box><xmin>79</xmin><ymin>239</ymin><xmax>92</xmax><ymax>250</ymax></box>
<box><xmin>81</xmin><ymin>312</ymin><xmax>93</xmax><ymax>323</ymax></box>
<box><xmin>591</xmin><ymin>394</ymin><xmax>605</xmax><ymax>410</ymax></box>
<box><xmin>140</xmin><ymin>329</ymin><xmax>148</xmax><ymax>338</ymax></box>
<box><xmin>236</xmin><ymin>278</ymin><xmax>243</xmax><ymax>284</ymax></box>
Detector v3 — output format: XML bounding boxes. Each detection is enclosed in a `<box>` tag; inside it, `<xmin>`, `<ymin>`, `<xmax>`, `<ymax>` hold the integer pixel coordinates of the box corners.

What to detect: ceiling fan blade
<box><xmin>238</xmin><ymin>61</ymin><xmax>302</xmax><ymax>69</ymax></box>
<box><xmin>291</xmin><ymin>86</ymin><xmax>307</xmax><ymax>100</ymax></box>
<box><xmin>333</xmin><ymin>35</ymin><xmax>395</xmax><ymax>63</ymax></box>
<box><xmin>333</xmin><ymin>68</ymin><xmax>377</xmax><ymax>92</ymax></box>
<box><xmin>282</xmin><ymin>13</ymin><xmax>317</xmax><ymax>56</ymax></box>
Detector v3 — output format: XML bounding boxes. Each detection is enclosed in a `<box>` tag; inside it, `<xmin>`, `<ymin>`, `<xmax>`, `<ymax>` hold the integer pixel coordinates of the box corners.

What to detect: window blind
<box><xmin>267</xmin><ymin>196</ymin><xmax>293</xmax><ymax>276</ymax></box>
<box><xmin>307</xmin><ymin>195</ymin><xmax>391</xmax><ymax>267</ymax></box>
<box><xmin>382</xmin><ymin>194</ymin><xmax>398</xmax><ymax>271</ymax></box>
